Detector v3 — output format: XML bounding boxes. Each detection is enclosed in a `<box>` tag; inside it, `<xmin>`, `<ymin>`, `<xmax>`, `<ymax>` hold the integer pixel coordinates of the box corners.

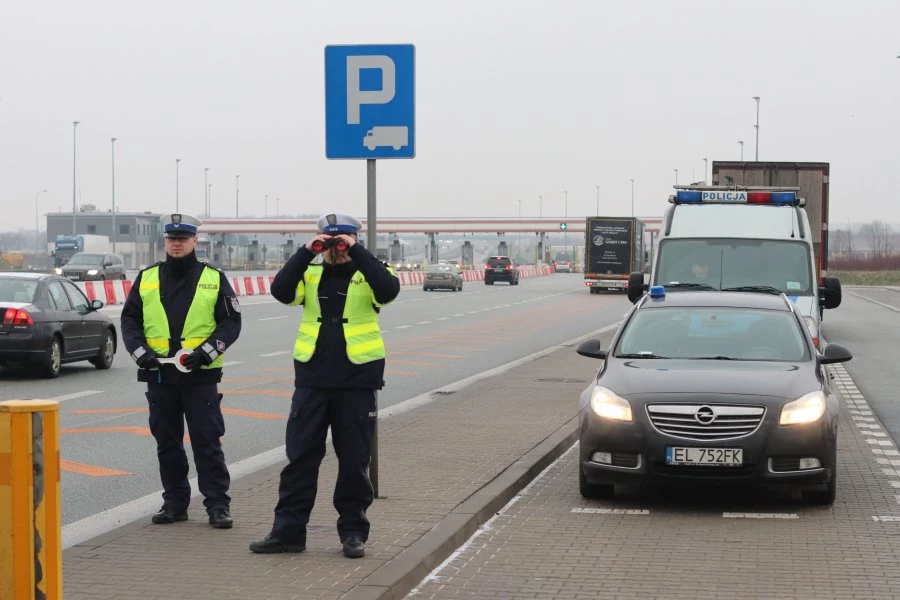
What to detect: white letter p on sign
<box><xmin>346</xmin><ymin>55</ymin><xmax>395</xmax><ymax>125</ymax></box>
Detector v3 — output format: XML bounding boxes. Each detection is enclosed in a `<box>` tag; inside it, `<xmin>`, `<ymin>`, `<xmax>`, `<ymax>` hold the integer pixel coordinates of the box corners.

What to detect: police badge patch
<box><xmin>217</xmin><ymin>340</ymin><xmax>226</xmax><ymax>353</ymax></box>
<box><xmin>229</xmin><ymin>296</ymin><xmax>241</xmax><ymax>313</ymax></box>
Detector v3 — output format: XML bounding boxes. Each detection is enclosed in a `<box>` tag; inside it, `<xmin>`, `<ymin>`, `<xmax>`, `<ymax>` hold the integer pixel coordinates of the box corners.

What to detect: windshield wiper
<box><xmin>615</xmin><ymin>353</ymin><xmax>670</xmax><ymax>359</ymax></box>
<box><xmin>662</xmin><ymin>283</ymin><xmax>716</xmax><ymax>290</ymax></box>
<box><xmin>687</xmin><ymin>355</ymin><xmax>738</xmax><ymax>360</ymax></box>
<box><xmin>721</xmin><ymin>285</ymin><xmax>783</xmax><ymax>295</ymax></box>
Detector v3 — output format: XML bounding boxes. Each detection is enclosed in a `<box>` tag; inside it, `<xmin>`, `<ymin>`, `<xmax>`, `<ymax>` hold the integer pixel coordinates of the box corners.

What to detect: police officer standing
<box><xmin>121</xmin><ymin>213</ymin><xmax>242</xmax><ymax>529</ymax></box>
<box><xmin>250</xmin><ymin>213</ymin><xmax>400</xmax><ymax>558</ymax></box>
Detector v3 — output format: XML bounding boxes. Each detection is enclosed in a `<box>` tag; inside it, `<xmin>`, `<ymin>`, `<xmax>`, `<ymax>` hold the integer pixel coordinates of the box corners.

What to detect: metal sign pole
<box><xmin>367</xmin><ymin>158</ymin><xmax>381</xmax><ymax>499</ymax></box>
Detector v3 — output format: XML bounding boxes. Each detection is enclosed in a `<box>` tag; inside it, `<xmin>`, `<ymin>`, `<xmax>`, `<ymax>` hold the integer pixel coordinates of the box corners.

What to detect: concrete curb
<box><xmin>341</xmin><ymin>416</ymin><xmax>579</xmax><ymax>600</ymax></box>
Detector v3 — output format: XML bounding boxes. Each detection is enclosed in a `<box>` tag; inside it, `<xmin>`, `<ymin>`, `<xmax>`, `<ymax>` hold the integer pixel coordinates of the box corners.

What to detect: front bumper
<box><xmin>579</xmin><ymin>407</ymin><xmax>836</xmax><ymax>490</ymax></box>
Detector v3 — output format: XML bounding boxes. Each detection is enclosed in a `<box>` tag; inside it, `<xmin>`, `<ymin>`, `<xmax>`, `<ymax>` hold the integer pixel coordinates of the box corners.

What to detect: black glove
<box><xmin>134</xmin><ymin>347</ymin><xmax>161</xmax><ymax>370</ymax></box>
<box><xmin>181</xmin><ymin>348</ymin><xmax>213</xmax><ymax>371</ymax></box>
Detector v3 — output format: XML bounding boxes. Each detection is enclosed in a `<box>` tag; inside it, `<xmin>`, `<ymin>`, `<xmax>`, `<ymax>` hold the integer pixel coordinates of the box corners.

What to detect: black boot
<box><xmin>208</xmin><ymin>507</ymin><xmax>233</xmax><ymax>529</ymax></box>
<box><xmin>249</xmin><ymin>534</ymin><xmax>306</xmax><ymax>554</ymax></box>
<box><xmin>151</xmin><ymin>505</ymin><xmax>188</xmax><ymax>525</ymax></box>
<box><xmin>342</xmin><ymin>537</ymin><xmax>365</xmax><ymax>558</ymax></box>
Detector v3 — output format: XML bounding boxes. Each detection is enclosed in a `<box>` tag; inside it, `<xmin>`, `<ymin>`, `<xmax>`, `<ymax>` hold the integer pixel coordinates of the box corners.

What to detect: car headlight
<box><xmin>54</xmin><ymin>268</ymin><xmax>63</xmax><ymax>275</ymax></box>
<box><xmin>802</xmin><ymin>316</ymin><xmax>819</xmax><ymax>346</ymax></box>
<box><xmin>780</xmin><ymin>391</ymin><xmax>826</xmax><ymax>425</ymax></box>
<box><xmin>87</xmin><ymin>269</ymin><xmax>99</xmax><ymax>275</ymax></box>
<box><xmin>590</xmin><ymin>386</ymin><xmax>633</xmax><ymax>422</ymax></box>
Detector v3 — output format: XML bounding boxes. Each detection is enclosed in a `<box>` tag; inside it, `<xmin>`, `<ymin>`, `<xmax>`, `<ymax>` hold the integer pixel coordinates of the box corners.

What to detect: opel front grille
<box><xmin>646</xmin><ymin>404</ymin><xmax>766</xmax><ymax>442</ymax></box>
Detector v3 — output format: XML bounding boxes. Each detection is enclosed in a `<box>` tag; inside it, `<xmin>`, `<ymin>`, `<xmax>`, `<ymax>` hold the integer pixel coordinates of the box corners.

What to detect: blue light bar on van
<box><xmin>674</xmin><ymin>190</ymin><xmax>799</xmax><ymax>205</ymax></box>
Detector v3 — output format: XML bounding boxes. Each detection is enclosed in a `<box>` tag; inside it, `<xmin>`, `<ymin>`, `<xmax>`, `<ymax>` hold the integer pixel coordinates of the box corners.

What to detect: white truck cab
<box><xmin>627</xmin><ymin>186</ymin><xmax>841</xmax><ymax>347</ymax></box>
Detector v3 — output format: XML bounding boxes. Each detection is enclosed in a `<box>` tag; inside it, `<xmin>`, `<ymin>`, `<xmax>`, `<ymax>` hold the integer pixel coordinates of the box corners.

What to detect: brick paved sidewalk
<box><xmin>62</xmin><ymin>335</ymin><xmax>609</xmax><ymax>600</ymax></box>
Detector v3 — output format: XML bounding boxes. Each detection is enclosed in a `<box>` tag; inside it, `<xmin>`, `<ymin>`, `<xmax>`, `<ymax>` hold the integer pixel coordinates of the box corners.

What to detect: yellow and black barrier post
<box><xmin>0</xmin><ymin>400</ymin><xmax>62</xmax><ymax>600</ymax></box>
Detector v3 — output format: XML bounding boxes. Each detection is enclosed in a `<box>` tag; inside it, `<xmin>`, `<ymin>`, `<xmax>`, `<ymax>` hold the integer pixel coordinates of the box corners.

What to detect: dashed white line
<box><xmin>258</xmin><ymin>316</ymin><xmax>288</xmax><ymax>321</ymax></box>
<box><xmin>437</xmin><ymin>317</ymin><xmax>449</xmax><ymax>321</ymax></box>
<box><xmin>872</xmin><ymin>516</ymin><xmax>900</xmax><ymax>522</ymax></box>
<box><xmin>416</xmin><ymin>321</ymin><xmax>432</xmax><ymax>325</ymax></box>
<box><xmin>259</xmin><ymin>351</ymin><xmax>290</xmax><ymax>357</ymax></box>
<box><xmin>395</xmin><ymin>325</ymin><xmax>412</xmax><ymax>329</ymax></box>
<box><xmin>48</xmin><ymin>390</ymin><xmax>103</xmax><ymax>403</ymax></box>
<box><xmin>452</xmin><ymin>313</ymin><xmax>465</xmax><ymax>317</ymax></box>
<box><xmin>571</xmin><ymin>507</ymin><xmax>649</xmax><ymax>515</ymax></box>
<box><xmin>223</xmin><ymin>361</ymin><xmax>242</xmax><ymax>367</ymax></box>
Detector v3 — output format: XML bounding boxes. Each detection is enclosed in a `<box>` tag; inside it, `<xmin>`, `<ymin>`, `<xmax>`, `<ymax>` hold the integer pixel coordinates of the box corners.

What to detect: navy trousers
<box><xmin>272</xmin><ymin>387</ymin><xmax>377</xmax><ymax>542</ymax></box>
<box><xmin>145</xmin><ymin>381</ymin><xmax>230</xmax><ymax>513</ymax></box>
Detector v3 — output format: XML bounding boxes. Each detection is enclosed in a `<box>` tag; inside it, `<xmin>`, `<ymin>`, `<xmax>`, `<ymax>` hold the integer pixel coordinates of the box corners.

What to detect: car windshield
<box><xmin>656</xmin><ymin>239</ymin><xmax>813</xmax><ymax>295</ymax></box>
<box><xmin>0</xmin><ymin>278</ymin><xmax>38</xmax><ymax>303</ymax></box>
<box><xmin>66</xmin><ymin>253</ymin><xmax>105</xmax><ymax>266</ymax></box>
<box><xmin>615</xmin><ymin>306</ymin><xmax>809</xmax><ymax>361</ymax></box>
<box><xmin>428</xmin><ymin>265</ymin><xmax>454</xmax><ymax>273</ymax></box>
<box><xmin>488</xmin><ymin>258</ymin><xmax>511</xmax><ymax>267</ymax></box>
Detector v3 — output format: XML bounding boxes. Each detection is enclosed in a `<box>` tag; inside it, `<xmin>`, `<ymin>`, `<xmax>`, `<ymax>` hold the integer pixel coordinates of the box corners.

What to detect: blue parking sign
<box><xmin>325</xmin><ymin>44</ymin><xmax>415</xmax><ymax>159</ymax></box>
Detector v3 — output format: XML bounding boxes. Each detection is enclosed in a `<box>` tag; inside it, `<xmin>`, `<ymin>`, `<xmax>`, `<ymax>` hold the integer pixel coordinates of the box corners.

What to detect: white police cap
<box><xmin>161</xmin><ymin>213</ymin><xmax>202</xmax><ymax>238</ymax></box>
<box><xmin>316</xmin><ymin>213</ymin><xmax>362</xmax><ymax>234</ymax></box>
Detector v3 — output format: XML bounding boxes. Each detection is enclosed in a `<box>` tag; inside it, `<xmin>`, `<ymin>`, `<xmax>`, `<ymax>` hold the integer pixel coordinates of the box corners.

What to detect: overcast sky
<box><xmin>2</xmin><ymin>0</ymin><xmax>899</xmax><ymax>231</ymax></box>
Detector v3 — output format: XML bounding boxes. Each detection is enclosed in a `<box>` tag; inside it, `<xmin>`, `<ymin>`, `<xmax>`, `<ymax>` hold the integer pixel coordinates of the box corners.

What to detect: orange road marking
<box><xmin>385</xmin><ymin>370</ymin><xmax>417</xmax><ymax>375</ymax></box>
<box><xmin>61</xmin><ymin>426</ymin><xmax>152</xmax><ymax>436</ymax></box>
<box><xmin>221</xmin><ymin>407</ymin><xmax>287</xmax><ymax>420</ymax></box>
<box><xmin>60</xmin><ymin>460</ymin><xmax>133</xmax><ymax>477</ymax></box>
<box><xmin>220</xmin><ymin>389</ymin><xmax>293</xmax><ymax>397</ymax></box>
<box><xmin>221</xmin><ymin>377</ymin><xmax>293</xmax><ymax>383</ymax></box>
<box><xmin>70</xmin><ymin>408</ymin><xmax>146</xmax><ymax>414</ymax></box>
<box><xmin>386</xmin><ymin>359</ymin><xmax>440</xmax><ymax>367</ymax></box>
<box><xmin>390</xmin><ymin>351</ymin><xmax>464</xmax><ymax>359</ymax></box>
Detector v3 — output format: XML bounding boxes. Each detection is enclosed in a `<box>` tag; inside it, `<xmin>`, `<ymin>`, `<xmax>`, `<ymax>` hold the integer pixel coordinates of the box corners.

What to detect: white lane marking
<box><xmin>872</xmin><ymin>516</ymin><xmax>900</xmax><ymax>522</ymax></box>
<box><xmin>258</xmin><ymin>316</ymin><xmax>288</xmax><ymax>321</ymax></box>
<box><xmin>416</xmin><ymin>321</ymin><xmax>432</xmax><ymax>325</ymax></box>
<box><xmin>395</xmin><ymin>325</ymin><xmax>412</xmax><ymax>330</ymax></box>
<box><xmin>48</xmin><ymin>390</ymin><xmax>103</xmax><ymax>403</ymax></box>
<box><xmin>467</xmin><ymin>310</ymin><xmax>478</xmax><ymax>314</ymax></box>
<box><xmin>259</xmin><ymin>351</ymin><xmax>290</xmax><ymax>357</ymax></box>
<box><xmin>453</xmin><ymin>314</ymin><xmax>465</xmax><ymax>317</ymax></box>
<box><xmin>436</xmin><ymin>317</ymin><xmax>449</xmax><ymax>321</ymax></box>
<box><xmin>571</xmin><ymin>508</ymin><xmax>649</xmax><ymax>515</ymax></box>
<box><xmin>222</xmin><ymin>361</ymin><xmax>243</xmax><ymax>367</ymax></box>
<box><xmin>847</xmin><ymin>290</ymin><xmax>900</xmax><ymax>313</ymax></box>
<box><xmin>722</xmin><ymin>512</ymin><xmax>798</xmax><ymax>519</ymax></box>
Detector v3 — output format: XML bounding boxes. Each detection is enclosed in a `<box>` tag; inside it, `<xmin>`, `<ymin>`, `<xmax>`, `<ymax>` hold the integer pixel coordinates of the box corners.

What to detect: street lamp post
<box><xmin>539</xmin><ymin>194</ymin><xmax>542</xmax><ymax>217</ymax></box>
<box><xmin>72</xmin><ymin>121</ymin><xmax>79</xmax><ymax>235</ymax></box>
<box><xmin>674</xmin><ymin>169</ymin><xmax>678</xmax><ymax>185</ymax></box>
<box><xmin>208</xmin><ymin>184</ymin><xmax>212</xmax><ymax>218</ymax></box>
<box><xmin>175</xmin><ymin>159</ymin><xmax>181</xmax><ymax>212</ymax></box>
<box><xmin>630</xmin><ymin>179</ymin><xmax>635</xmax><ymax>218</ymax></box>
<box><xmin>111</xmin><ymin>138</ymin><xmax>118</xmax><ymax>255</ymax></box>
<box><xmin>235</xmin><ymin>175</ymin><xmax>240</xmax><ymax>218</ymax></box>
<box><xmin>35</xmin><ymin>189</ymin><xmax>48</xmax><ymax>262</ymax></box>
<box><xmin>752</xmin><ymin>96</ymin><xmax>760</xmax><ymax>161</ymax></box>
<box><xmin>703</xmin><ymin>158</ymin><xmax>708</xmax><ymax>184</ymax></box>
<box><xmin>564</xmin><ymin>190</ymin><xmax>568</xmax><ymax>254</ymax></box>
<box><xmin>204</xmin><ymin>168</ymin><xmax>209</xmax><ymax>217</ymax></box>
<box><xmin>276</xmin><ymin>197</ymin><xmax>280</xmax><ymax>217</ymax></box>
<box><xmin>265</xmin><ymin>194</ymin><xmax>268</xmax><ymax>218</ymax></box>
<box><xmin>739</xmin><ymin>140</ymin><xmax>744</xmax><ymax>161</ymax></box>
<box><xmin>595</xmin><ymin>185</ymin><xmax>599</xmax><ymax>215</ymax></box>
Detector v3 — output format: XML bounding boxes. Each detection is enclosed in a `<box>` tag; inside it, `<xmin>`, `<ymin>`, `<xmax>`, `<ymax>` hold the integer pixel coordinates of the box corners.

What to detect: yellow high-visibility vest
<box><xmin>290</xmin><ymin>264</ymin><xmax>390</xmax><ymax>364</ymax></box>
<box><xmin>139</xmin><ymin>265</ymin><xmax>224</xmax><ymax>369</ymax></box>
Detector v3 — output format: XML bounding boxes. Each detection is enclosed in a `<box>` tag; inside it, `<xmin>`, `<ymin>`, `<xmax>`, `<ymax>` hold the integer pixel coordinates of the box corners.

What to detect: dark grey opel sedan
<box><xmin>576</xmin><ymin>286</ymin><xmax>852</xmax><ymax>505</ymax></box>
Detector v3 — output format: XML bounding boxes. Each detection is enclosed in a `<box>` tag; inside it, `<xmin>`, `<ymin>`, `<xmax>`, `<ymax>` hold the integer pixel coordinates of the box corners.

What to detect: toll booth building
<box><xmin>46</xmin><ymin>212</ymin><xmax>165</xmax><ymax>270</ymax></box>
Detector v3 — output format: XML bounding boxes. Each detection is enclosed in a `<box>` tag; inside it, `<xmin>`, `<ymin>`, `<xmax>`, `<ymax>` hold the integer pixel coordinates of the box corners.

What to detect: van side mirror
<box><xmin>626</xmin><ymin>271</ymin><xmax>647</xmax><ymax>304</ymax></box>
<box><xmin>576</xmin><ymin>338</ymin><xmax>607</xmax><ymax>360</ymax></box>
<box><xmin>820</xmin><ymin>342</ymin><xmax>852</xmax><ymax>364</ymax></box>
<box><xmin>819</xmin><ymin>276</ymin><xmax>842</xmax><ymax>310</ymax></box>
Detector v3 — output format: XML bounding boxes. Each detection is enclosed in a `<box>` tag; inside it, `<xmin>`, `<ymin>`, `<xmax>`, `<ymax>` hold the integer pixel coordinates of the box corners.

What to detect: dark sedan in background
<box><xmin>56</xmin><ymin>252</ymin><xmax>127</xmax><ymax>281</ymax></box>
<box><xmin>0</xmin><ymin>272</ymin><xmax>117</xmax><ymax>378</ymax></box>
<box><xmin>423</xmin><ymin>264</ymin><xmax>464</xmax><ymax>291</ymax></box>
<box><xmin>575</xmin><ymin>287</ymin><xmax>852</xmax><ymax>505</ymax></box>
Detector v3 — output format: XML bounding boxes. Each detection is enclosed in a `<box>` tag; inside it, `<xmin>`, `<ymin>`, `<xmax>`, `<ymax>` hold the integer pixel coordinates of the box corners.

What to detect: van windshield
<box><xmin>656</xmin><ymin>239</ymin><xmax>813</xmax><ymax>295</ymax></box>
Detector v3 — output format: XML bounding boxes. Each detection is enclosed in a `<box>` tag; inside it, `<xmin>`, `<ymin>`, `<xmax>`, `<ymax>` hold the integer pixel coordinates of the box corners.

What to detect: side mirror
<box><xmin>819</xmin><ymin>276</ymin><xmax>842</xmax><ymax>310</ymax></box>
<box><xmin>820</xmin><ymin>342</ymin><xmax>852</xmax><ymax>365</ymax></box>
<box><xmin>576</xmin><ymin>338</ymin><xmax>607</xmax><ymax>360</ymax></box>
<box><xmin>103</xmin><ymin>260</ymin><xmax>113</xmax><ymax>267</ymax></box>
<box><xmin>626</xmin><ymin>271</ymin><xmax>647</xmax><ymax>304</ymax></box>
<box><xmin>91</xmin><ymin>299</ymin><xmax>104</xmax><ymax>311</ymax></box>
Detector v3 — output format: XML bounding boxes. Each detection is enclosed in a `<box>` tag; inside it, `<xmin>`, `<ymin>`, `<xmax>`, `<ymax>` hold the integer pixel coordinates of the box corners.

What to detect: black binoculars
<box><xmin>311</xmin><ymin>237</ymin><xmax>349</xmax><ymax>253</ymax></box>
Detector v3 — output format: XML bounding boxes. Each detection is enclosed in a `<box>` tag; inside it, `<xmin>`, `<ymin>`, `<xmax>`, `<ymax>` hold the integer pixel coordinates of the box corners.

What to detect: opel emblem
<box><xmin>694</xmin><ymin>405</ymin><xmax>716</xmax><ymax>425</ymax></box>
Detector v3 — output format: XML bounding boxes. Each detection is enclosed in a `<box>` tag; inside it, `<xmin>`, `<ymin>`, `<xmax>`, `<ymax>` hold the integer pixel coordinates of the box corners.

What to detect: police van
<box><xmin>627</xmin><ymin>186</ymin><xmax>841</xmax><ymax>347</ymax></box>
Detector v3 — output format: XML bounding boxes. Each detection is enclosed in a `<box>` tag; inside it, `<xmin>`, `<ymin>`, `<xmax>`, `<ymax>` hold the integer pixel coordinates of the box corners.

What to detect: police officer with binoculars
<box><xmin>250</xmin><ymin>212</ymin><xmax>400</xmax><ymax>558</ymax></box>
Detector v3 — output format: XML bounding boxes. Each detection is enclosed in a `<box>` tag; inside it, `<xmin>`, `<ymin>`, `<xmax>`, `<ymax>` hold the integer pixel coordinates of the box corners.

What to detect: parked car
<box><xmin>424</xmin><ymin>264</ymin><xmax>463</xmax><ymax>291</ymax></box>
<box><xmin>484</xmin><ymin>256</ymin><xmax>519</xmax><ymax>285</ymax></box>
<box><xmin>575</xmin><ymin>286</ymin><xmax>851</xmax><ymax>505</ymax></box>
<box><xmin>56</xmin><ymin>252</ymin><xmax>127</xmax><ymax>281</ymax></box>
<box><xmin>0</xmin><ymin>272</ymin><xmax>117</xmax><ymax>377</ymax></box>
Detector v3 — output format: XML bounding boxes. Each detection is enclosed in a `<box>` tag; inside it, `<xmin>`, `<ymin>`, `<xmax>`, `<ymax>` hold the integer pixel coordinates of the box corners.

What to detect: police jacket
<box><xmin>271</xmin><ymin>244</ymin><xmax>400</xmax><ymax>389</ymax></box>
<box><xmin>121</xmin><ymin>251</ymin><xmax>242</xmax><ymax>385</ymax></box>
